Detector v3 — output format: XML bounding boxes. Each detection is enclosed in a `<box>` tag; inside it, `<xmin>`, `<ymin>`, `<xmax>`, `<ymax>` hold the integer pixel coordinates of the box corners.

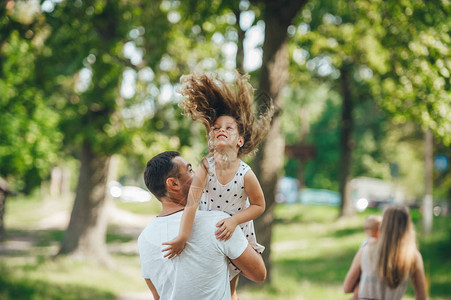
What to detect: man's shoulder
<box><xmin>140</xmin><ymin>216</ymin><xmax>161</xmax><ymax>231</ymax></box>
<box><xmin>195</xmin><ymin>210</ymin><xmax>229</xmax><ymax>221</ymax></box>
<box><xmin>137</xmin><ymin>216</ymin><xmax>167</xmax><ymax>243</ymax></box>
<box><xmin>137</xmin><ymin>218</ymin><xmax>155</xmax><ymax>241</ymax></box>
<box><xmin>193</xmin><ymin>211</ymin><xmax>228</xmax><ymax>230</ymax></box>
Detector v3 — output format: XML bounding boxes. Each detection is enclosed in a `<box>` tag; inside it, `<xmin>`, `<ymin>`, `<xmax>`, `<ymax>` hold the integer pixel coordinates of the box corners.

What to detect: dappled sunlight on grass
<box><xmin>2</xmin><ymin>195</ymin><xmax>450</xmax><ymax>299</ymax></box>
<box><xmin>0</xmin><ymin>252</ymin><xmax>148</xmax><ymax>299</ymax></box>
<box><xmin>0</xmin><ymin>260</ymin><xmax>117</xmax><ymax>300</ymax></box>
<box><xmin>113</xmin><ymin>198</ymin><xmax>161</xmax><ymax>215</ymax></box>
<box><xmin>1</xmin><ymin>194</ymin><xmax>150</xmax><ymax>299</ymax></box>
<box><xmin>274</xmin><ymin>203</ymin><xmax>341</xmax><ymax>224</ymax></box>
<box><xmin>239</xmin><ymin>204</ymin><xmax>369</xmax><ymax>299</ymax></box>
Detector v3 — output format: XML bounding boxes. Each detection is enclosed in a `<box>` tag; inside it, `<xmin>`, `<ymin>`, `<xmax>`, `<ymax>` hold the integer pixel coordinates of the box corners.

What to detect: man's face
<box><xmin>172</xmin><ymin>156</ymin><xmax>194</xmax><ymax>201</ymax></box>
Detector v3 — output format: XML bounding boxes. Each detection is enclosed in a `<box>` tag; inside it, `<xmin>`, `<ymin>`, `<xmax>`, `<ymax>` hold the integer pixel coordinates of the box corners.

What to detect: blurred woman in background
<box><xmin>343</xmin><ymin>205</ymin><xmax>426</xmax><ymax>300</ymax></box>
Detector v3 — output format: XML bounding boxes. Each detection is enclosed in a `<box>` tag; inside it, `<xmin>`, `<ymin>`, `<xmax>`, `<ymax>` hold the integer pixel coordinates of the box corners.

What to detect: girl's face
<box><xmin>211</xmin><ymin>115</ymin><xmax>244</xmax><ymax>151</ymax></box>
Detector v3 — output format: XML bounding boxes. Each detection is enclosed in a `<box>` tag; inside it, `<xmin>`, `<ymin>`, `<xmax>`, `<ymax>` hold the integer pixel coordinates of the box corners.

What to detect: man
<box><xmin>138</xmin><ymin>151</ymin><xmax>266</xmax><ymax>300</ymax></box>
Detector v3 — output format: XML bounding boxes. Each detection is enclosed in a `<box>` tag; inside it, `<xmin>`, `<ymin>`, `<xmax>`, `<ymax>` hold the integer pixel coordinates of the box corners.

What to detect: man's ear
<box><xmin>166</xmin><ymin>177</ymin><xmax>180</xmax><ymax>192</ymax></box>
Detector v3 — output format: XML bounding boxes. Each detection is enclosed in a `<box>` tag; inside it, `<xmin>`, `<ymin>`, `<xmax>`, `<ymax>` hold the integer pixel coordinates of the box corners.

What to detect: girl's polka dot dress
<box><xmin>199</xmin><ymin>156</ymin><xmax>265</xmax><ymax>280</ymax></box>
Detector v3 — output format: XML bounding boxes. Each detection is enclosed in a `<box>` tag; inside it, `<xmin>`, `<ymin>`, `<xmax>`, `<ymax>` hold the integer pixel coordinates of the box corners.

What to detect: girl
<box><xmin>344</xmin><ymin>205</ymin><xmax>426</xmax><ymax>300</ymax></box>
<box><xmin>162</xmin><ymin>71</ymin><xmax>273</xmax><ymax>299</ymax></box>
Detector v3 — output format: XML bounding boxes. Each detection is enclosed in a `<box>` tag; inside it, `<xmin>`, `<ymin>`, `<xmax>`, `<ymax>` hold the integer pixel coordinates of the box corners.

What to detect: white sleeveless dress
<box><xmin>199</xmin><ymin>156</ymin><xmax>265</xmax><ymax>279</ymax></box>
<box><xmin>358</xmin><ymin>245</ymin><xmax>409</xmax><ymax>300</ymax></box>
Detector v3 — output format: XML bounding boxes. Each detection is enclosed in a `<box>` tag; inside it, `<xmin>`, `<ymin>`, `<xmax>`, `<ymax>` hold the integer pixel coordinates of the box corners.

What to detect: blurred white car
<box><xmin>108</xmin><ymin>181</ymin><xmax>151</xmax><ymax>202</ymax></box>
<box><xmin>276</xmin><ymin>177</ymin><xmax>300</xmax><ymax>204</ymax></box>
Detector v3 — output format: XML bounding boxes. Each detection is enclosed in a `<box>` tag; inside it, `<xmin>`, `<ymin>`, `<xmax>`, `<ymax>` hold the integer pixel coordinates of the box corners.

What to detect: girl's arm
<box><xmin>412</xmin><ymin>250</ymin><xmax>427</xmax><ymax>300</ymax></box>
<box><xmin>343</xmin><ymin>247</ymin><xmax>363</xmax><ymax>293</ymax></box>
<box><xmin>162</xmin><ymin>159</ymin><xmax>208</xmax><ymax>258</ymax></box>
<box><xmin>216</xmin><ymin>170</ymin><xmax>265</xmax><ymax>241</ymax></box>
<box><xmin>350</xmin><ymin>282</ymin><xmax>360</xmax><ymax>300</ymax></box>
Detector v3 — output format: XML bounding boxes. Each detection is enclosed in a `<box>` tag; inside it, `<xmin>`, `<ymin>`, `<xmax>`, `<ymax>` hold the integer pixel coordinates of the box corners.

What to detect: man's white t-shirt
<box><xmin>138</xmin><ymin>210</ymin><xmax>248</xmax><ymax>300</ymax></box>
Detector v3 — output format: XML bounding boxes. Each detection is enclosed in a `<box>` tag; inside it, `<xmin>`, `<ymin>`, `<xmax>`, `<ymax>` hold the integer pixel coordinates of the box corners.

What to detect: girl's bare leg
<box><xmin>230</xmin><ymin>275</ymin><xmax>239</xmax><ymax>300</ymax></box>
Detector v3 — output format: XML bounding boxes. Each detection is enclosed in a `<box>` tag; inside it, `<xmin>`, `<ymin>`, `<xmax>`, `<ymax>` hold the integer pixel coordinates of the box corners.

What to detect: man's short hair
<box><xmin>144</xmin><ymin>151</ymin><xmax>180</xmax><ymax>199</ymax></box>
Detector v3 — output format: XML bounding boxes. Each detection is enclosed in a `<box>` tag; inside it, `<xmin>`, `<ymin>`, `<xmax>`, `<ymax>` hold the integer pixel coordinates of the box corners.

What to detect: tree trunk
<box><xmin>244</xmin><ymin>0</ymin><xmax>307</xmax><ymax>285</ymax></box>
<box><xmin>58</xmin><ymin>140</ymin><xmax>112</xmax><ymax>265</ymax></box>
<box><xmin>339</xmin><ymin>66</ymin><xmax>354</xmax><ymax>217</ymax></box>
<box><xmin>50</xmin><ymin>167</ymin><xmax>63</xmax><ymax>197</ymax></box>
<box><xmin>0</xmin><ymin>177</ymin><xmax>10</xmax><ymax>242</ymax></box>
<box><xmin>234</xmin><ymin>8</ymin><xmax>245</xmax><ymax>73</ymax></box>
<box><xmin>297</xmin><ymin>107</ymin><xmax>310</xmax><ymax>189</ymax></box>
<box><xmin>0</xmin><ymin>192</ymin><xmax>6</xmax><ymax>242</ymax></box>
<box><xmin>423</xmin><ymin>129</ymin><xmax>433</xmax><ymax>234</ymax></box>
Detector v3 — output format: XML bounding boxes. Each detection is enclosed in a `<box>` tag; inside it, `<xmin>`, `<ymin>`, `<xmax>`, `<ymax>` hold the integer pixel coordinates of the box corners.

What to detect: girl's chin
<box><xmin>214</xmin><ymin>141</ymin><xmax>236</xmax><ymax>150</ymax></box>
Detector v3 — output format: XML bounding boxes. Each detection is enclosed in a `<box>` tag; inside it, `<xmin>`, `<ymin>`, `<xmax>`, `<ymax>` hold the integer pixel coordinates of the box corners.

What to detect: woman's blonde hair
<box><xmin>377</xmin><ymin>205</ymin><xmax>418</xmax><ymax>288</ymax></box>
<box><xmin>178</xmin><ymin>71</ymin><xmax>273</xmax><ymax>157</ymax></box>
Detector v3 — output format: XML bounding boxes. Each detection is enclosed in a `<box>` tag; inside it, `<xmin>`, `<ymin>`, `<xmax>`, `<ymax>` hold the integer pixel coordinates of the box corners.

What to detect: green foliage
<box><xmin>112</xmin><ymin>1</ymin><xmax>263</xmax><ymax>181</ymax></box>
<box><xmin>286</xmin><ymin>0</ymin><xmax>392</xmax><ymax>192</ymax></box>
<box><xmin>37</xmin><ymin>0</ymin><xmax>238</xmax><ymax>163</ymax></box>
<box><xmin>281</xmin><ymin>82</ymin><xmax>417</xmax><ymax>192</ymax></box>
<box><xmin>303</xmin><ymin>93</ymin><xmax>342</xmax><ymax>190</ymax></box>
<box><xmin>0</xmin><ymin>1</ymin><xmax>262</xmax><ymax>193</ymax></box>
<box><xmin>294</xmin><ymin>0</ymin><xmax>451</xmax><ymax>144</ymax></box>
<box><xmin>0</xmin><ymin>11</ymin><xmax>62</xmax><ymax>192</ymax></box>
<box><xmin>371</xmin><ymin>1</ymin><xmax>451</xmax><ymax>144</ymax></box>
<box><xmin>282</xmin><ymin>0</ymin><xmax>448</xmax><ymax>198</ymax></box>
<box><xmin>39</xmin><ymin>1</ymin><xmax>134</xmax><ymax>155</ymax></box>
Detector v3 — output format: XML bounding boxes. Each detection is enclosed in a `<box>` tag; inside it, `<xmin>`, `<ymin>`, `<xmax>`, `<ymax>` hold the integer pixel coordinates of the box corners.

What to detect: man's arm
<box><xmin>230</xmin><ymin>244</ymin><xmax>266</xmax><ymax>282</ymax></box>
<box><xmin>144</xmin><ymin>278</ymin><xmax>159</xmax><ymax>300</ymax></box>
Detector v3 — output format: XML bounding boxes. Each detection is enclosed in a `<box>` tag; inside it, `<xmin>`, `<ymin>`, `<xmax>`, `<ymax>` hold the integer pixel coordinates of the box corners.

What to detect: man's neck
<box><xmin>159</xmin><ymin>197</ymin><xmax>186</xmax><ymax>217</ymax></box>
<box><xmin>158</xmin><ymin>207</ymin><xmax>184</xmax><ymax>217</ymax></box>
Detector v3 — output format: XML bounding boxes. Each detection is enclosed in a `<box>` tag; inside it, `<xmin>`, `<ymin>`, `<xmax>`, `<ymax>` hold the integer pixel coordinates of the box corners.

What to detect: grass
<box><xmin>1</xmin><ymin>195</ymin><xmax>149</xmax><ymax>300</ymax></box>
<box><xmin>239</xmin><ymin>204</ymin><xmax>451</xmax><ymax>300</ymax></box>
<box><xmin>113</xmin><ymin>198</ymin><xmax>161</xmax><ymax>215</ymax></box>
<box><xmin>1</xmin><ymin>195</ymin><xmax>450</xmax><ymax>299</ymax></box>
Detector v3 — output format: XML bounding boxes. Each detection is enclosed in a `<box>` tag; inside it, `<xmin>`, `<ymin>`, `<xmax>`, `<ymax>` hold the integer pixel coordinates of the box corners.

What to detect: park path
<box><xmin>0</xmin><ymin>200</ymin><xmax>153</xmax><ymax>255</ymax></box>
<box><xmin>0</xmin><ymin>198</ymin><xmax>155</xmax><ymax>300</ymax></box>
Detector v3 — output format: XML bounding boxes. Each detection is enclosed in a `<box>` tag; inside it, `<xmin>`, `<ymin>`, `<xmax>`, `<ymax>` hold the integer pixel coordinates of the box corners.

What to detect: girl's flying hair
<box><xmin>178</xmin><ymin>71</ymin><xmax>273</xmax><ymax>157</ymax></box>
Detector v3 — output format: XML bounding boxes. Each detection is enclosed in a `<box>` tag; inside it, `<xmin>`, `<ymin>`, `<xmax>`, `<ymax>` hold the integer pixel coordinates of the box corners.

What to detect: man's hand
<box><xmin>215</xmin><ymin>217</ymin><xmax>238</xmax><ymax>241</ymax></box>
<box><xmin>162</xmin><ymin>235</ymin><xmax>187</xmax><ymax>259</ymax></box>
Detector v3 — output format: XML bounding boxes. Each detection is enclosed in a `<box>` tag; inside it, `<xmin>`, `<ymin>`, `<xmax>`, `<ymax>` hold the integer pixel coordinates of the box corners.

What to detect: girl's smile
<box><xmin>216</xmin><ymin>131</ymin><xmax>228</xmax><ymax>140</ymax></box>
<box><xmin>212</xmin><ymin>115</ymin><xmax>243</xmax><ymax>148</ymax></box>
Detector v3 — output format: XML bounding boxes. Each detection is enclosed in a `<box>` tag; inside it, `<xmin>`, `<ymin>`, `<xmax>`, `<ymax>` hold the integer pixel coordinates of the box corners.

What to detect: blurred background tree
<box><xmin>245</xmin><ymin>0</ymin><xmax>309</xmax><ymax>283</ymax></box>
<box><xmin>288</xmin><ymin>0</ymin><xmax>450</xmax><ymax>219</ymax></box>
<box><xmin>37</xmin><ymin>0</ymin><xmax>250</xmax><ymax>263</ymax></box>
<box><xmin>0</xmin><ymin>1</ymin><xmax>62</xmax><ymax>241</ymax></box>
<box><xmin>37</xmin><ymin>0</ymin><xmax>146</xmax><ymax>263</ymax></box>
<box><xmin>0</xmin><ymin>2</ymin><xmax>62</xmax><ymax>194</ymax></box>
